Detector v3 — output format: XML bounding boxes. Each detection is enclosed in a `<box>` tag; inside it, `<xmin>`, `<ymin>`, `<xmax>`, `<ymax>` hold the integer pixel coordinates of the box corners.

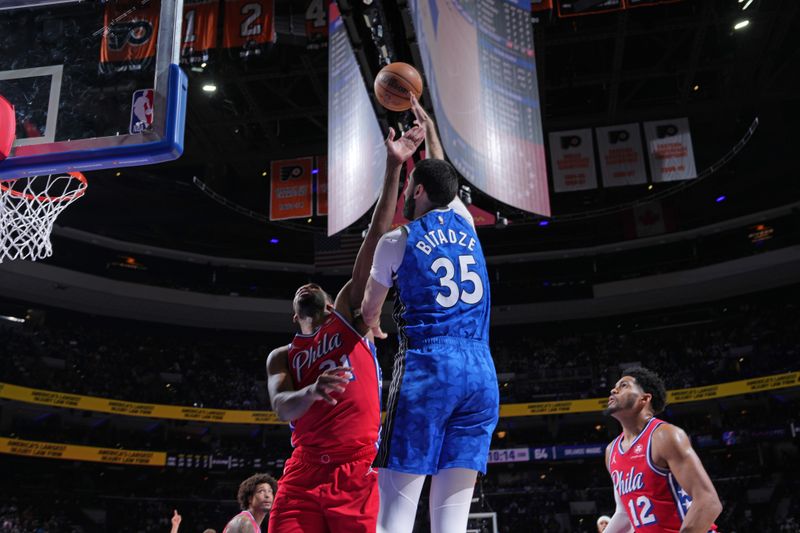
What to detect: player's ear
<box><xmin>413</xmin><ymin>182</ymin><xmax>425</xmax><ymax>199</ymax></box>
<box><xmin>641</xmin><ymin>392</ymin><xmax>652</xmax><ymax>407</ymax></box>
<box><xmin>292</xmin><ymin>313</ymin><xmax>299</xmax><ymax>324</ymax></box>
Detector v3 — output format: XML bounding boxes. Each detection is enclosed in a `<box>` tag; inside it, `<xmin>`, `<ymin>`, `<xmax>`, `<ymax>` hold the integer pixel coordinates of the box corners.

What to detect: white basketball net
<box><xmin>0</xmin><ymin>173</ymin><xmax>87</xmax><ymax>263</ymax></box>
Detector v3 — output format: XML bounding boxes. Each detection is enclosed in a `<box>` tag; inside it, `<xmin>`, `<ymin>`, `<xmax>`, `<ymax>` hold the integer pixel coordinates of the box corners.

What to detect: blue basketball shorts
<box><xmin>375</xmin><ymin>337</ymin><xmax>499</xmax><ymax>475</ymax></box>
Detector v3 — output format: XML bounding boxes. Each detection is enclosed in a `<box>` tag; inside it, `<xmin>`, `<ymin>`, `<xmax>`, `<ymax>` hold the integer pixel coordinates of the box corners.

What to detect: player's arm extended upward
<box><xmin>653</xmin><ymin>425</ymin><xmax>722</xmax><ymax>533</ymax></box>
<box><xmin>266</xmin><ymin>346</ymin><xmax>351</xmax><ymax>421</ymax></box>
<box><xmin>334</xmin><ymin>125</ymin><xmax>425</xmax><ymax>324</ymax></box>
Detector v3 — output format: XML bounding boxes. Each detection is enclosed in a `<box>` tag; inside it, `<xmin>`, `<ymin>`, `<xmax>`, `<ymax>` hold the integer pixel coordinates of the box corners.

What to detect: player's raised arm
<box><xmin>266</xmin><ymin>345</ymin><xmax>353</xmax><ymax>421</ymax></box>
<box><xmin>410</xmin><ymin>94</ymin><xmax>443</xmax><ymax>160</ymax></box>
<box><xmin>335</xmin><ymin>124</ymin><xmax>425</xmax><ymax>322</ymax></box>
<box><xmin>652</xmin><ymin>424</ymin><xmax>722</xmax><ymax>533</ymax></box>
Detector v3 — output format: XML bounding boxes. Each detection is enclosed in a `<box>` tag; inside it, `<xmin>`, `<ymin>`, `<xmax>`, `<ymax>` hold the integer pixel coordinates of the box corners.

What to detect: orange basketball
<box><xmin>373</xmin><ymin>62</ymin><xmax>423</xmax><ymax>112</ymax></box>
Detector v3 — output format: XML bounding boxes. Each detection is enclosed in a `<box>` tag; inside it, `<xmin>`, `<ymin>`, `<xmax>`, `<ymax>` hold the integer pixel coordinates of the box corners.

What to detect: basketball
<box><xmin>373</xmin><ymin>62</ymin><xmax>423</xmax><ymax>112</ymax></box>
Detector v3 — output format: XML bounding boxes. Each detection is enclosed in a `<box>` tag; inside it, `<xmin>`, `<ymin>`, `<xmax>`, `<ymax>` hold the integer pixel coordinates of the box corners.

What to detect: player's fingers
<box><xmin>385</xmin><ymin>127</ymin><xmax>395</xmax><ymax>143</ymax></box>
<box><xmin>323</xmin><ymin>366</ymin><xmax>353</xmax><ymax>375</ymax></box>
<box><xmin>318</xmin><ymin>390</ymin><xmax>337</xmax><ymax>405</ymax></box>
<box><xmin>319</xmin><ymin>374</ymin><xmax>350</xmax><ymax>385</ymax></box>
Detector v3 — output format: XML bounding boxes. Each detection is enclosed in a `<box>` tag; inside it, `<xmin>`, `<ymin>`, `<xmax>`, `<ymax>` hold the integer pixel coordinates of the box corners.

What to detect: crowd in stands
<box><xmin>2</xmin><ymin>287</ymin><xmax>798</xmax><ymax>410</ymax></box>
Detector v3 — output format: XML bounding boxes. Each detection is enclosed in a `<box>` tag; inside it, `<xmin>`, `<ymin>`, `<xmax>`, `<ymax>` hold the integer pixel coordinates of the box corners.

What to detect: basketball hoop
<box><xmin>0</xmin><ymin>172</ymin><xmax>88</xmax><ymax>263</ymax></box>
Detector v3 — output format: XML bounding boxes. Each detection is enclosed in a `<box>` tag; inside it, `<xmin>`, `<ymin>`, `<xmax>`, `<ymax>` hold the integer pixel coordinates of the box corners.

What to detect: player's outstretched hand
<box><xmin>410</xmin><ymin>94</ymin><xmax>433</xmax><ymax>129</ymax></box>
<box><xmin>370</xmin><ymin>324</ymin><xmax>388</xmax><ymax>340</ymax></box>
<box><xmin>386</xmin><ymin>125</ymin><xmax>425</xmax><ymax>166</ymax></box>
<box><xmin>310</xmin><ymin>366</ymin><xmax>353</xmax><ymax>406</ymax></box>
<box><xmin>170</xmin><ymin>510</ymin><xmax>182</xmax><ymax>533</ymax></box>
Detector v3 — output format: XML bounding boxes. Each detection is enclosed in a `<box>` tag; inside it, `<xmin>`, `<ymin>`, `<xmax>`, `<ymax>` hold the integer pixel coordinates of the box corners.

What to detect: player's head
<box><xmin>237</xmin><ymin>473</ymin><xmax>277</xmax><ymax>513</ymax></box>
<box><xmin>597</xmin><ymin>515</ymin><xmax>611</xmax><ymax>532</ymax></box>
<box><xmin>605</xmin><ymin>366</ymin><xmax>667</xmax><ymax>418</ymax></box>
<box><xmin>292</xmin><ymin>283</ymin><xmax>333</xmax><ymax>321</ymax></box>
<box><xmin>202</xmin><ymin>530</ymin><xmax>217</xmax><ymax>533</ymax></box>
<box><xmin>403</xmin><ymin>159</ymin><xmax>459</xmax><ymax>220</ymax></box>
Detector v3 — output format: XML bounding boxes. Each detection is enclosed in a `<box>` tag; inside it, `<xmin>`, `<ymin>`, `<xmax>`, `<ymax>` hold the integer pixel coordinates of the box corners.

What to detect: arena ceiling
<box><xmin>56</xmin><ymin>0</ymin><xmax>800</xmax><ymax>262</ymax></box>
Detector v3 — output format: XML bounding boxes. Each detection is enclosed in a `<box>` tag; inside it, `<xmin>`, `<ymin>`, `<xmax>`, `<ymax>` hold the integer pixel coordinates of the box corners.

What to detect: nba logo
<box><xmin>130</xmin><ymin>89</ymin><xmax>154</xmax><ymax>134</ymax></box>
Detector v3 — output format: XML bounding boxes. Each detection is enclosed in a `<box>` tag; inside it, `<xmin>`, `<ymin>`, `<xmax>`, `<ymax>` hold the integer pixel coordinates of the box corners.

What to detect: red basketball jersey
<box><xmin>608</xmin><ymin>418</ymin><xmax>697</xmax><ymax>532</ymax></box>
<box><xmin>287</xmin><ymin>310</ymin><xmax>381</xmax><ymax>451</ymax></box>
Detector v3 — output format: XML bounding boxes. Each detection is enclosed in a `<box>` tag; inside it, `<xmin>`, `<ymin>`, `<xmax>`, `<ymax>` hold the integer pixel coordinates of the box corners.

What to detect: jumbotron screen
<box><xmin>327</xmin><ymin>3</ymin><xmax>387</xmax><ymax>235</ymax></box>
<box><xmin>411</xmin><ymin>0</ymin><xmax>550</xmax><ymax>216</ymax></box>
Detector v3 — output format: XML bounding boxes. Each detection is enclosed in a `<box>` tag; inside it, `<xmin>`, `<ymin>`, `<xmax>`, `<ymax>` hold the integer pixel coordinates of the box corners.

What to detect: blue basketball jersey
<box><xmin>393</xmin><ymin>207</ymin><xmax>490</xmax><ymax>347</ymax></box>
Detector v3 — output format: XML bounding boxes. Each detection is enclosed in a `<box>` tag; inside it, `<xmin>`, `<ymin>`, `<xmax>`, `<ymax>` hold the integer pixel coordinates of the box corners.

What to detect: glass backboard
<box><xmin>0</xmin><ymin>0</ymin><xmax>187</xmax><ymax>180</ymax></box>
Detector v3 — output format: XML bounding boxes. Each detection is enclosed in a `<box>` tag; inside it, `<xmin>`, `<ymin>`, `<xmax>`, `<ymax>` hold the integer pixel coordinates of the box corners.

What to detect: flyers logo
<box><xmin>280</xmin><ymin>165</ymin><xmax>304</xmax><ymax>181</ymax></box>
<box><xmin>106</xmin><ymin>21</ymin><xmax>154</xmax><ymax>51</ymax></box>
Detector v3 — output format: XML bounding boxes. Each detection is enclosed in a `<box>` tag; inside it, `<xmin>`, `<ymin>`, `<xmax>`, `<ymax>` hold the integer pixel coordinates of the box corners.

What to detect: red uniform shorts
<box><xmin>268</xmin><ymin>445</ymin><xmax>379</xmax><ymax>533</ymax></box>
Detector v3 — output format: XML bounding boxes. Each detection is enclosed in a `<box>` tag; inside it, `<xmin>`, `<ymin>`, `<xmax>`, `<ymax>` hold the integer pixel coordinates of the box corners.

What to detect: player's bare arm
<box><xmin>603</xmin><ymin>443</ymin><xmax>634</xmax><ymax>533</ymax></box>
<box><xmin>361</xmin><ymin>264</ymin><xmax>392</xmax><ymax>330</ymax></box>
<box><xmin>223</xmin><ymin>515</ymin><xmax>257</xmax><ymax>533</ymax></box>
<box><xmin>334</xmin><ymin>123</ymin><xmax>425</xmax><ymax>328</ymax></box>
<box><xmin>410</xmin><ymin>94</ymin><xmax>444</xmax><ymax>160</ymax></box>
<box><xmin>266</xmin><ymin>345</ymin><xmax>353</xmax><ymax>420</ymax></box>
<box><xmin>651</xmin><ymin>424</ymin><xmax>722</xmax><ymax>533</ymax></box>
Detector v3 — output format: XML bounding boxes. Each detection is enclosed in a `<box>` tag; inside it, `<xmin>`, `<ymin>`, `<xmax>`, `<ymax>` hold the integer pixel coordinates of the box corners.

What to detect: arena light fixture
<box><xmin>733</xmin><ymin>20</ymin><xmax>750</xmax><ymax>30</ymax></box>
<box><xmin>538</xmin><ymin>220</ymin><xmax>549</xmax><ymax>227</ymax></box>
<box><xmin>270</xmin><ymin>238</ymin><xmax>279</xmax><ymax>244</ymax></box>
<box><xmin>202</xmin><ymin>84</ymin><xmax>217</xmax><ymax>92</ymax></box>
<box><xmin>741</xmin><ymin>0</ymin><xmax>754</xmax><ymax>10</ymax></box>
<box><xmin>716</xmin><ymin>195</ymin><xmax>727</xmax><ymax>203</ymax></box>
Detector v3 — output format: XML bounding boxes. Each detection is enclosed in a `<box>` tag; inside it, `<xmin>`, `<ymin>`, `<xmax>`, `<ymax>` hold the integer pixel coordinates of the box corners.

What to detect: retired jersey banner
<box><xmin>223</xmin><ymin>0</ymin><xmax>276</xmax><ymax>58</ymax></box>
<box><xmin>595</xmin><ymin>123</ymin><xmax>648</xmax><ymax>187</ymax></box>
<box><xmin>181</xmin><ymin>0</ymin><xmax>219</xmax><ymax>65</ymax></box>
<box><xmin>556</xmin><ymin>0</ymin><xmax>623</xmax><ymax>17</ymax></box>
<box><xmin>0</xmin><ymin>437</ymin><xmax>166</xmax><ymax>467</ymax></box>
<box><xmin>643</xmin><ymin>117</ymin><xmax>697</xmax><ymax>182</ymax></box>
<box><xmin>100</xmin><ymin>0</ymin><xmax>160</xmax><ymax>73</ymax></box>
<box><xmin>269</xmin><ymin>158</ymin><xmax>314</xmax><ymax>221</ymax></box>
<box><xmin>305</xmin><ymin>0</ymin><xmax>329</xmax><ymax>50</ymax></box>
<box><xmin>549</xmin><ymin>128</ymin><xmax>598</xmax><ymax>192</ymax></box>
<box><xmin>315</xmin><ymin>154</ymin><xmax>328</xmax><ymax>216</ymax></box>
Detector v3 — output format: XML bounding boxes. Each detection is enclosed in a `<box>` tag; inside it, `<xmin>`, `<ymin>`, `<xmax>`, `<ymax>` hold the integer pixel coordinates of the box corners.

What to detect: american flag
<box><xmin>314</xmin><ymin>232</ymin><xmax>364</xmax><ymax>269</ymax></box>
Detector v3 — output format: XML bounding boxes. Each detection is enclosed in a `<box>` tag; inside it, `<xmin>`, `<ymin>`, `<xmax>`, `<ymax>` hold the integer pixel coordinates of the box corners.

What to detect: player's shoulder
<box><xmin>224</xmin><ymin>514</ymin><xmax>256</xmax><ymax>533</ymax></box>
<box><xmin>651</xmin><ymin>420</ymin><xmax>691</xmax><ymax>453</ymax></box>
<box><xmin>266</xmin><ymin>344</ymin><xmax>291</xmax><ymax>372</ymax></box>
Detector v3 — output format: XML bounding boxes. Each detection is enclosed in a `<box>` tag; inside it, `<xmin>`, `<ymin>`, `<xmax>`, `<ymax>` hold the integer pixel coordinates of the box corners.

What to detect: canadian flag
<box><xmin>632</xmin><ymin>201</ymin><xmax>666</xmax><ymax>238</ymax></box>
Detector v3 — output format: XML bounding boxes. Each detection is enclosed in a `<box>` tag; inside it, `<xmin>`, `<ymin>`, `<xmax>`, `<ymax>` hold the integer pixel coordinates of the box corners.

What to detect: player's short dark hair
<box><xmin>623</xmin><ymin>367</ymin><xmax>667</xmax><ymax>415</ymax></box>
<box><xmin>237</xmin><ymin>473</ymin><xmax>277</xmax><ymax>511</ymax></box>
<box><xmin>412</xmin><ymin>159</ymin><xmax>459</xmax><ymax>207</ymax></box>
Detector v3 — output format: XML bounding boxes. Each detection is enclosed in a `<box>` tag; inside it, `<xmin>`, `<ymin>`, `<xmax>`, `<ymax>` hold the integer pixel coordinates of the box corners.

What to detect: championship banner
<box><xmin>315</xmin><ymin>154</ymin><xmax>328</xmax><ymax>216</ymax></box>
<box><xmin>643</xmin><ymin>117</ymin><xmax>697</xmax><ymax>182</ymax></box>
<box><xmin>269</xmin><ymin>157</ymin><xmax>314</xmax><ymax>221</ymax></box>
<box><xmin>99</xmin><ymin>0</ymin><xmax>160</xmax><ymax>73</ymax></box>
<box><xmin>305</xmin><ymin>0</ymin><xmax>329</xmax><ymax>50</ymax></box>
<box><xmin>222</xmin><ymin>0</ymin><xmax>276</xmax><ymax>58</ymax></box>
<box><xmin>532</xmin><ymin>0</ymin><xmax>553</xmax><ymax>12</ymax></box>
<box><xmin>548</xmin><ymin>128</ymin><xmax>598</xmax><ymax>192</ymax></box>
<box><xmin>556</xmin><ymin>0</ymin><xmax>623</xmax><ymax>17</ymax></box>
<box><xmin>0</xmin><ymin>383</ymin><xmax>285</xmax><ymax>425</ymax></box>
<box><xmin>181</xmin><ymin>0</ymin><xmax>219</xmax><ymax>65</ymax></box>
<box><xmin>0</xmin><ymin>437</ymin><xmax>166</xmax><ymax>467</ymax></box>
<box><xmin>595</xmin><ymin>123</ymin><xmax>648</xmax><ymax>187</ymax></box>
